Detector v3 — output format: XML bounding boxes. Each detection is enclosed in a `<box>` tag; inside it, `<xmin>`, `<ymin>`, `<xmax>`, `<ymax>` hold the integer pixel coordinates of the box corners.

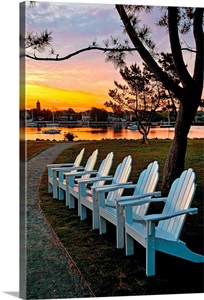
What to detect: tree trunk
<box><xmin>142</xmin><ymin>133</ymin><xmax>150</xmax><ymax>145</ymax></box>
<box><xmin>162</xmin><ymin>95</ymin><xmax>199</xmax><ymax>188</ymax></box>
<box><xmin>138</xmin><ymin>123</ymin><xmax>150</xmax><ymax>145</ymax></box>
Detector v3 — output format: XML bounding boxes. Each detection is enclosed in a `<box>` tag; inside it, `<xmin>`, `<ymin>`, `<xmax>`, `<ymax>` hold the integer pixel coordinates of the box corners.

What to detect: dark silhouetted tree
<box><xmin>105</xmin><ymin>63</ymin><xmax>169</xmax><ymax>144</ymax></box>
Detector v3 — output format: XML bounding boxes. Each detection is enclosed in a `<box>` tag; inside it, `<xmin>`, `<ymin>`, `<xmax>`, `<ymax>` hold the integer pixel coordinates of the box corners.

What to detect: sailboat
<box><xmin>26</xmin><ymin>109</ymin><xmax>38</xmax><ymax>127</ymax></box>
<box><xmin>43</xmin><ymin>112</ymin><xmax>61</xmax><ymax>134</ymax></box>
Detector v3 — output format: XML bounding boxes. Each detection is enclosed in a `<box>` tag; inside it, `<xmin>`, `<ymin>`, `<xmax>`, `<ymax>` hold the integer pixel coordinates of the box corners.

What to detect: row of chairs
<box><xmin>47</xmin><ymin>148</ymin><xmax>204</xmax><ymax>276</ymax></box>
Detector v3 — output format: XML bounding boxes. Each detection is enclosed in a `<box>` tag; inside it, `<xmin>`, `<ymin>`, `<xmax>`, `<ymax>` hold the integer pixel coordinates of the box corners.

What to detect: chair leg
<box><xmin>146</xmin><ymin>222</ymin><xmax>156</xmax><ymax>277</ymax></box>
<box><xmin>69</xmin><ymin>194</ymin><xmax>75</xmax><ymax>209</ymax></box>
<box><xmin>58</xmin><ymin>188</ymin><xmax>64</xmax><ymax>200</ymax></box>
<box><xmin>116</xmin><ymin>205</ymin><xmax>124</xmax><ymax>248</ymax></box>
<box><xmin>65</xmin><ymin>189</ymin><xmax>70</xmax><ymax>206</ymax></box>
<box><xmin>92</xmin><ymin>207</ymin><xmax>99</xmax><ymax>230</ymax></box>
<box><xmin>80</xmin><ymin>205</ymin><xmax>87</xmax><ymax>220</ymax></box>
<box><xmin>125</xmin><ymin>233</ymin><xmax>134</xmax><ymax>255</ymax></box>
<box><xmin>116</xmin><ymin>225</ymin><xmax>124</xmax><ymax>249</ymax></box>
<box><xmin>78</xmin><ymin>186</ymin><xmax>83</xmax><ymax>217</ymax></box>
<box><xmin>99</xmin><ymin>216</ymin><xmax>107</xmax><ymax>234</ymax></box>
<box><xmin>53</xmin><ymin>179</ymin><xmax>58</xmax><ymax>199</ymax></box>
<box><xmin>92</xmin><ymin>192</ymin><xmax>99</xmax><ymax>229</ymax></box>
<box><xmin>48</xmin><ymin>182</ymin><xmax>53</xmax><ymax>193</ymax></box>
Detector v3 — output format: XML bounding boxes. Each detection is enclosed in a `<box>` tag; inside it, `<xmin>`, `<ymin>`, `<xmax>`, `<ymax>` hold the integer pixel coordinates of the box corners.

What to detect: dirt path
<box><xmin>24</xmin><ymin>142</ymin><xmax>94</xmax><ymax>299</ymax></box>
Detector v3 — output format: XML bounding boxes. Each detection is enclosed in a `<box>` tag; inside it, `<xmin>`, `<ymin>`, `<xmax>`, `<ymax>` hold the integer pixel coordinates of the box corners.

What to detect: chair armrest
<box><xmin>52</xmin><ymin>166</ymin><xmax>84</xmax><ymax>172</ymax></box>
<box><xmin>143</xmin><ymin>207</ymin><xmax>198</xmax><ymax>222</ymax></box>
<box><xmin>47</xmin><ymin>163</ymin><xmax>74</xmax><ymax>167</ymax></box>
<box><xmin>116</xmin><ymin>191</ymin><xmax>162</xmax><ymax>203</ymax></box>
<box><xmin>90</xmin><ymin>177</ymin><xmax>114</xmax><ymax>191</ymax></box>
<box><xmin>118</xmin><ymin>196</ymin><xmax>167</xmax><ymax>207</ymax></box>
<box><xmin>94</xmin><ymin>182</ymin><xmax>133</xmax><ymax>193</ymax></box>
<box><xmin>76</xmin><ymin>176</ymin><xmax>112</xmax><ymax>184</ymax></box>
<box><xmin>74</xmin><ymin>171</ymin><xmax>99</xmax><ymax>182</ymax></box>
<box><xmin>64</xmin><ymin>170</ymin><xmax>97</xmax><ymax>178</ymax></box>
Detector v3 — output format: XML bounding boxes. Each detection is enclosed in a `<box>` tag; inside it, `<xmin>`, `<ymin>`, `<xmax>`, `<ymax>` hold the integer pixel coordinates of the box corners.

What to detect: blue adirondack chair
<box><xmin>47</xmin><ymin>148</ymin><xmax>85</xmax><ymax>194</ymax></box>
<box><xmin>79</xmin><ymin>155</ymin><xmax>132</xmax><ymax>230</ymax></box>
<box><xmin>64</xmin><ymin>151</ymin><xmax>114</xmax><ymax>211</ymax></box>
<box><xmin>118</xmin><ymin>168</ymin><xmax>204</xmax><ymax>276</ymax></box>
<box><xmin>96</xmin><ymin>161</ymin><xmax>160</xmax><ymax>248</ymax></box>
<box><xmin>57</xmin><ymin>149</ymin><xmax>99</xmax><ymax>204</ymax></box>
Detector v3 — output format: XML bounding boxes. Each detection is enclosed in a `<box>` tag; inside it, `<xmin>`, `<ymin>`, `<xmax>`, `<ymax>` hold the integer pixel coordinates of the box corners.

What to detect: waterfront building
<box><xmin>82</xmin><ymin>110</ymin><xmax>91</xmax><ymax>125</ymax></box>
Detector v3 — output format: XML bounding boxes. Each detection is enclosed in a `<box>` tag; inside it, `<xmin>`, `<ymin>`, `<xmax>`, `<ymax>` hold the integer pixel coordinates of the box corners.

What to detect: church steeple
<box><xmin>36</xmin><ymin>100</ymin><xmax>41</xmax><ymax>111</ymax></box>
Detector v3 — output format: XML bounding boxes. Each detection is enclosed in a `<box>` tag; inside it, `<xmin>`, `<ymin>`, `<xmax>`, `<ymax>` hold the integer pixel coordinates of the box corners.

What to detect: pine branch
<box><xmin>25</xmin><ymin>46</ymin><xmax>138</xmax><ymax>61</ymax></box>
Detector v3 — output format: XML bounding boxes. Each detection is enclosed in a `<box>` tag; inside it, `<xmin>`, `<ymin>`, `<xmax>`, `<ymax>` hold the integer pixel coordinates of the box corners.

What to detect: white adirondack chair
<box><xmin>57</xmin><ymin>149</ymin><xmax>99</xmax><ymax>204</ymax></box>
<box><xmin>70</xmin><ymin>151</ymin><xmax>114</xmax><ymax>216</ymax></box>
<box><xmin>96</xmin><ymin>161</ymin><xmax>160</xmax><ymax>249</ymax></box>
<box><xmin>78</xmin><ymin>155</ymin><xmax>133</xmax><ymax>230</ymax></box>
<box><xmin>119</xmin><ymin>168</ymin><xmax>204</xmax><ymax>276</ymax></box>
<box><xmin>47</xmin><ymin>148</ymin><xmax>85</xmax><ymax>193</ymax></box>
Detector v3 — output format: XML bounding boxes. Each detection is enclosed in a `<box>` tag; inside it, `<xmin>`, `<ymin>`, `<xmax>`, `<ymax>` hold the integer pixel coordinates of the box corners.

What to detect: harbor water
<box><xmin>24</xmin><ymin>125</ymin><xmax>204</xmax><ymax>141</ymax></box>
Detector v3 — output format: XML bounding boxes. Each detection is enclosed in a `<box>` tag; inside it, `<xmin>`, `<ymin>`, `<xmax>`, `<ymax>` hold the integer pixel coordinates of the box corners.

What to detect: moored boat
<box><xmin>43</xmin><ymin>128</ymin><xmax>61</xmax><ymax>134</ymax></box>
<box><xmin>127</xmin><ymin>123</ymin><xmax>138</xmax><ymax>130</ymax></box>
<box><xmin>26</xmin><ymin>121</ymin><xmax>38</xmax><ymax>127</ymax></box>
<box><xmin>46</xmin><ymin>122</ymin><xmax>59</xmax><ymax>127</ymax></box>
<box><xmin>43</xmin><ymin>111</ymin><xmax>61</xmax><ymax>134</ymax></box>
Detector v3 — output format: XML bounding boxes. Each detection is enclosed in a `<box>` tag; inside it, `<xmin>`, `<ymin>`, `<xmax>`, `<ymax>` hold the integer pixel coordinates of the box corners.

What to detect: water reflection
<box><xmin>24</xmin><ymin>125</ymin><xmax>204</xmax><ymax>141</ymax></box>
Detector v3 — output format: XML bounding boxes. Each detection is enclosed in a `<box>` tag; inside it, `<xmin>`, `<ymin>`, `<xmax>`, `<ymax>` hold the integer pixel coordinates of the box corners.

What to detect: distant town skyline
<box><xmin>22</xmin><ymin>1</ymin><xmax>203</xmax><ymax>112</ymax></box>
<box><xmin>26</xmin><ymin>99</ymin><xmax>110</xmax><ymax>113</ymax></box>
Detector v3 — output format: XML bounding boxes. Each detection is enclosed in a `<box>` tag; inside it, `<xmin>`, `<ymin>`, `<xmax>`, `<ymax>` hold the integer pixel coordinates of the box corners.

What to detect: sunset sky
<box><xmin>22</xmin><ymin>0</ymin><xmax>202</xmax><ymax>112</ymax></box>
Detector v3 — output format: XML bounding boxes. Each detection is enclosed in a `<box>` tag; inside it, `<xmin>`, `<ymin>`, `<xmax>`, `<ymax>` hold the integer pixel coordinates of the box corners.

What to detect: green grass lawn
<box><xmin>38</xmin><ymin>139</ymin><xmax>204</xmax><ymax>297</ymax></box>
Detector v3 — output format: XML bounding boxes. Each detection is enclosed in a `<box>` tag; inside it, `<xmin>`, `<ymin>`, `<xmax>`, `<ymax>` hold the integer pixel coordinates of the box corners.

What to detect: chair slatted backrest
<box><xmin>74</xmin><ymin>148</ymin><xmax>85</xmax><ymax>167</ymax></box>
<box><xmin>107</xmin><ymin>155</ymin><xmax>132</xmax><ymax>203</ymax></box>
<box><xmin>58</xmin><ymin>148</ymin><xmax>86</xmax><ymax>182</ymax></box>
<box><xmin>92</xmin><ymin>152</ymin><xmax>114</xmax><ymax>188</ymax></box>
<box><xmin>158</xmin><ymin>168</ymin><xmax>196</xmax><ymax>240</ymax></box>
<box><xmin>133</xmin><ymin>161</ymin><xmax>159</xmax><ymax>216</ymax></box>
<box><xmin>81</xmin><ymin>149</ymin><xmax>99</xmax><ymax>180</ymax></box>
<box><xmin>67</xmin><ymin>148</ymin><xmax>86</xmax><ymax>176</ymax></box>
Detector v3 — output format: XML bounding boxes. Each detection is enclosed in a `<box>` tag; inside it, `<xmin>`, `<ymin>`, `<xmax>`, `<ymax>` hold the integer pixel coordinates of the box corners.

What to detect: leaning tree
<box><xmin>114</xmin><ymin>5</ymin><xmax>203</xmax><ymax>188</ymax></box>
<box><xmin>23</xmin><ymin>3</ymin><xmax>203</xmax><ymax>188</ymax></box>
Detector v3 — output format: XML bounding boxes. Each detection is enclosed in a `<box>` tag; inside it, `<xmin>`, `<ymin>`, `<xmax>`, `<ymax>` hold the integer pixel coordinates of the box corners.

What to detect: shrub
<box><xmin>64</xmin><ymin>132</ymin><xmax>76</xmax><ymax>141</ymax></box>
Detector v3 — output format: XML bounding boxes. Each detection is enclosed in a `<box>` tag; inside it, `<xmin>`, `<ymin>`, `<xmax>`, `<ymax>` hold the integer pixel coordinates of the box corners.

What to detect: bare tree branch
<box><xmin>25</xmin><ymin>46</ymin><xmax>138</xmax><ymax>61</ymax></box>
<box><xmin>116</xmin><ymin>5</ymin><xmax>184</xmax><ymax>100</ymax></box>
<box><xmin>181</xmin><ymin>47</ymin><xmax>196</xmax><ymax>53</ymax></box>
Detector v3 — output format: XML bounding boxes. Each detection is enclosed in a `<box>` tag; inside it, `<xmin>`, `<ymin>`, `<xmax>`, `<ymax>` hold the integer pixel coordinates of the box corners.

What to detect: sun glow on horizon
<box><xmin>25</xmin><ymin>83</ymin><xmax>111</xmax><ymax>112</ymax></box>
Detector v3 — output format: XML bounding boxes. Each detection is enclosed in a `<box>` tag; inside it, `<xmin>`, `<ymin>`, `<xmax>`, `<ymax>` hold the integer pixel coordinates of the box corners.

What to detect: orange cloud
<box><xmin>25</xmin><ymin>83</ymin><xmax>111</xmax><ymax>112</ymax></box>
